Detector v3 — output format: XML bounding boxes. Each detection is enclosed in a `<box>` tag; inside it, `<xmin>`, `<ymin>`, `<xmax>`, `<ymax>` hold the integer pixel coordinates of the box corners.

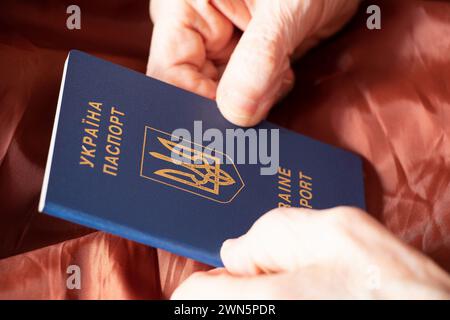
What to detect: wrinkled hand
<box><xmin>172</xmin><ymin>207</ymin><xmax>450</xmax><ymax>299</ymax></box>
<box><xmin>147</xmin><ymin>0</ymin><xmax>359</xmax><ymax>126</ymax></box>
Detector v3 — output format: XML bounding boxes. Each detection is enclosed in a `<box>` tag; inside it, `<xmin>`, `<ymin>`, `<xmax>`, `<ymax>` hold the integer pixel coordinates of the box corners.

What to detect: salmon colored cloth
<box><xmin>0</xmin><ymin>0</ymin><xmax>449</xmax><ymax>299</ymax></box>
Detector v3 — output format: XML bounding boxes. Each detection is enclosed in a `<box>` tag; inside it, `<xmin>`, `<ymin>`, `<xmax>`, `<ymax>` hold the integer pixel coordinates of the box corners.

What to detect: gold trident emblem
<box><xmin>149</xmin><ymin>137</ymin><xmax>235</xmax><ymax>195</ymax></box>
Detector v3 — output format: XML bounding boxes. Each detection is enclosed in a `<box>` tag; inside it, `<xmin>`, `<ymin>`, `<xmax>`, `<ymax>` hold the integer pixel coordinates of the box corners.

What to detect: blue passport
<box><xmin>39</xmin><ymin>50</ymin><xmax>365</xmax><ymax>267</ymax></box>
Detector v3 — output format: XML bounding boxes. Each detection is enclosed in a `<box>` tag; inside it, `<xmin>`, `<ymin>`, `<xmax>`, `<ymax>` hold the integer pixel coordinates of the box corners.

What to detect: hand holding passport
<box><xmin>38</xmin><ymin>51</ymin><xmax>450</xmax><ymax>299</ymax></box>
<box><xmin>172</xmin><ymin>206</ymin><xmax>450</xmax><ymax>300</ymax></box>
<box><xmin>147</xmin><ymin>0</ymin><xmax>450</xmax><ymax>299</ymax></box>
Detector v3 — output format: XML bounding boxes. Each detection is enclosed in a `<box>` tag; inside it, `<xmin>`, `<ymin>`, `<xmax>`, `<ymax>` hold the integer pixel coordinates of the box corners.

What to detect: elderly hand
<box><xmin>147</xmin><ymin>0</ymin><xmax>359</xmax><ymax>126</ymax></box>
<box><xmin>172</xmin><ymin>207</ymin><xmax>450</xmax><ymax>299</ymax></box>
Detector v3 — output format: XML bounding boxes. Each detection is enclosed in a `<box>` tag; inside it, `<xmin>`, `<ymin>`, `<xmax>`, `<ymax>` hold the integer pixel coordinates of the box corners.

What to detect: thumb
<box><xmin>216</xmin><ymin>2</ymin><xmax>295</xmax><ymax>127</ymax></box>
<box><xmin>220</xmin><ymin>208</ymin><xmax>310</xmax><ymax>276</ymax></box>
<box><xmin>219</xmin><ymin>207</ymin><xmax>369</xmax><ymax>277</ymax></box>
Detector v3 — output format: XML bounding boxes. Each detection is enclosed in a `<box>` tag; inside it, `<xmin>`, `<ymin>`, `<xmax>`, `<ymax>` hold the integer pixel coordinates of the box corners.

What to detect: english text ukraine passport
<box><xmin>39</xmin><ymin>50</ymin><xmax>365</xmax><ymax>267</ymax></box>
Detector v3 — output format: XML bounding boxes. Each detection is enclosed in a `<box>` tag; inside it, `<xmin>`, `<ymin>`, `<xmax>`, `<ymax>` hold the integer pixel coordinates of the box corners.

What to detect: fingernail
<box><xmin>220</xmin><ymin>239</ymin><xmax>239</xmax><ymax>269</ymax></box>
<box><xmin>222</xmin><ymin>239</ymin><xmax>237</xmax><ymax>251</ymax></box>
<box><xmin>218</xmin><ymin>91</ymin><xmax>258</xmax><ymax>125</ymax></box>
<box><xmin>220</xmin><ymin>239</ymin><xmax>238</xmax><ymax>260</ymax></box>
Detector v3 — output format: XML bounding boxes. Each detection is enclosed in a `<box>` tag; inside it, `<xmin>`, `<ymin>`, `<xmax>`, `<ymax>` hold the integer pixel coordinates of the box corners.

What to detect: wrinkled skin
<box><xmin>172</xmin><ymin>207</ymin><xmax>450</xmax><ymax>299</ymax></box>
<box><xmin>147</xmin><ymin>0</ymin><xmax>359</xmax><ymax>126</ymax></box>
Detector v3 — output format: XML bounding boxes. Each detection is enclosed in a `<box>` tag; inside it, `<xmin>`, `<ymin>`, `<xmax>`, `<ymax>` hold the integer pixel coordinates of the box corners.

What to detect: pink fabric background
<box><xmin>0</xmin><ymin>0</ymin><xmax>449</xmax><ymax>299</ymax></box>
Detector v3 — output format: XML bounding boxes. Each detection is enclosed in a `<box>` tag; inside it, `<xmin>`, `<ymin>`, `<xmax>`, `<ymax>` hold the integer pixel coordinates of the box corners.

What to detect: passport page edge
<box><xmin>38</xmin><ymin>53</ymin><xmax>71</xmax><ymax>212</ymax></box>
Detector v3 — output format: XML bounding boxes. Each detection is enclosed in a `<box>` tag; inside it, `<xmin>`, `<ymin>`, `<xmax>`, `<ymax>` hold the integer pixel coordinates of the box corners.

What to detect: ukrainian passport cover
<box><xmin>39</xmin><ymin>50</ymin><xmax>365</xmax><ymax>267</ymax></box>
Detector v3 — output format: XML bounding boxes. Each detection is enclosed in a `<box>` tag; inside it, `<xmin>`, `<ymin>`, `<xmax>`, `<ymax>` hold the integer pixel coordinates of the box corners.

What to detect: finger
<box><xmin>172</xmin><ymin>254</ymin><xmax>450</xmax><ymax>300</ymax></box>
<box><xmin>220</xmin><ymin>207</ymin><xmax>375</xmax><ymax>277</ymax></box>
<box><xmin>147</xmin><ymin>0</ymin><xmax>234</xmax><ymax>98</ymax></box>
<box><xmin>221</xmin><ymin>208</ymin><xmax>314</xmax><ymax>276</ymax></box>
<box><xmin>211</xmin><ymin>0</ymin><xmax>252</xmax><ymax>31</ymax></box>
<box><xmin>159</xmin><ymin>63</ymin><xmax>218</xmax><ymax>99</ymax></box>
<box><xmin>216</xmin><ymin>0</ymin><xmax>294</xmax><ymax>127</ymax></box>
<box><xmin>171</xmin><ymin>268</ymin><xmax>288</xmax><ymax>300</ymax></box>
<box><xmin>171</xmin><ymin>264</ymin><xmax>364</xmax><ymax>300</ymax></box>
